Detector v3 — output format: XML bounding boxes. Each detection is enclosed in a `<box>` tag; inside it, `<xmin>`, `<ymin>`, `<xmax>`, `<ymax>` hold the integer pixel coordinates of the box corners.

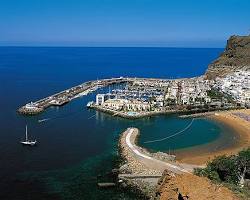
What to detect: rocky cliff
<box><xmin>205</xmin><ymin>35</ymin><xmax>250</xmax><ymax>79</ymax></box>
<box><xmin>157</xmin><ymin>171</ymin><xmax>240</xmax><ymax>200</ymax></box>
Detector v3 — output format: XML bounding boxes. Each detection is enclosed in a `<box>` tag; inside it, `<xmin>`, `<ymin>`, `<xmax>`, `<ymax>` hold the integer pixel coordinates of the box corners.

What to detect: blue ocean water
<box><xmin>0</xmin><ymin>47</ymin><xmax>226</xmax><ymax>199</ymax></box>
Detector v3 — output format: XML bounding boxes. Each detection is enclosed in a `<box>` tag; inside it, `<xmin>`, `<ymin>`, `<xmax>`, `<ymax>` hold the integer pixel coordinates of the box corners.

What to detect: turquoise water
<box><xmin>0</xmin><ymin>47</ymin><xmax>228</xmax><ymax>199</ymax></box>
<box><xmin>137</xmin><ymin>115</ymin><xmax>221</xmax><ymax>152</ymax></box>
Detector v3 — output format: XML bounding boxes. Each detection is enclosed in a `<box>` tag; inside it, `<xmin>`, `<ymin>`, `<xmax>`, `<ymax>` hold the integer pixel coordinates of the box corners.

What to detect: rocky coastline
<box><xmin>18</xmin><ymin>106</ymin><xmax>44</xmax><ymax>115</ymax></box>
<box><xmin>117</xmin><ymin>128</ymin><xmax>177</xmax><ymax>199</ymax></box>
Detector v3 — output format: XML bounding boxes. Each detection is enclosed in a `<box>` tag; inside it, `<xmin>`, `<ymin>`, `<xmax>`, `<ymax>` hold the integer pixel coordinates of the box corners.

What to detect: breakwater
<box><xmin>17</xmin><ymin>77</ymin><xmax>130</xmax><ymax>115</ymax></box>
<box><xmin>118</xmin><ymin>128</ymin><xmax>163</xmax><ymax>199</ymax></box>
<box><xmin>17</xmin><ymin>76</ymin><xmax>183</xmax><ymax>115</ymax></box>
<box><xmin>118</xmin><ymin>128</ymin><xmax>200</xmax><ymax>199</ymax></box>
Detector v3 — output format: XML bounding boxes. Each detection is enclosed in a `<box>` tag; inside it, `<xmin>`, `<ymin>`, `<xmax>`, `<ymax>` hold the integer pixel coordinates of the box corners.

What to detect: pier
<box><xmin>17</xmin><ymin>76</ymin><xmax>182</xmax><ymax>115</ymax></box>
<box><xmin>18</xmin><ymin>77</ymin><xmax>131</xmax><ymax>115</ymax></box>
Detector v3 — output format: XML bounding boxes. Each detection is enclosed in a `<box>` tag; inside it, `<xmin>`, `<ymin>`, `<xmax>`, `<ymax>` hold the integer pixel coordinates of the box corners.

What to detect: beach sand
<box><xmin>176</xmin><ymin>109</ymin><xmax>250</xmax><ymax>165</ymax></box>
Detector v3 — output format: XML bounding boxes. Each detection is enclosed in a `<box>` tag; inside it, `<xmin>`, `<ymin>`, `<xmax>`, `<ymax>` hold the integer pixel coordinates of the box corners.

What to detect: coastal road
<box><xmin>125</xmin><ymin>128</ymin><xmax>202</xmax><ymax>174</ymax></box>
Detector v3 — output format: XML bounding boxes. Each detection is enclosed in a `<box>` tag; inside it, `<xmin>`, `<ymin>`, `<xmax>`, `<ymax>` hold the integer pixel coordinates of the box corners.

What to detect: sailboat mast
<box><xmin>25</xmin><ymin>125</ymin><xmax>28</xmax><ymax>141</ymax></box>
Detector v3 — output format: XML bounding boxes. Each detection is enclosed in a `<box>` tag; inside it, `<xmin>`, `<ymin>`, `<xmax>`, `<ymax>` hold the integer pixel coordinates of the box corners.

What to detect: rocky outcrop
<box><xmin>205</xmin><ymin>35</ymin><xmax>250</xmax><ymax>79</ymax></box>
<box><xmin>157</xmin><ymin>171</ymin><xmax>240</xmax><ymax>200</ymax></box>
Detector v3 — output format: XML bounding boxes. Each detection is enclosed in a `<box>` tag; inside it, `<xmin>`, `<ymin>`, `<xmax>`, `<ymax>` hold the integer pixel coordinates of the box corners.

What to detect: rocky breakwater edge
<box><xmin>117</xmin><ymin>127</ymin><xmax>190</xmax><ymax>199</ymax></box>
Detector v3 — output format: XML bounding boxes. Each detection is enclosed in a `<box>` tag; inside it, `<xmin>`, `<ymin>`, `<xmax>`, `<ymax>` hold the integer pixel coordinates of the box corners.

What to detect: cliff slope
<box><xmin>205</xmin><ymin>35</ymin><xmax>250</xmax><ymax>79</ymax></box>
<box><xmin>157</xmin><ymin>172</ymin><xmax>240</xmax><ymax>200</ymax></box>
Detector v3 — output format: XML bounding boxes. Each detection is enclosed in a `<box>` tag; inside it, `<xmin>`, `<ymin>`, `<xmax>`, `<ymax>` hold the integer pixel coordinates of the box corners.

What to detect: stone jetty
<box><xmin>118</xmin><ymin>128</ymin><xmax>199</xmax><ymax>199</ymax></box>
<box><xmin>17</xmin><ymin>77</ymin><xmax>129</xmax><ymax>115</ymax></box>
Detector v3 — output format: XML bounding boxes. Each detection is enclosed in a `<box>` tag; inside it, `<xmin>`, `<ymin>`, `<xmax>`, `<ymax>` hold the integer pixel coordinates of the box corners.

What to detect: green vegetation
<box><xmin>207</xmin><ymin>88</ymin><xmax>224</xmax><ymax>99</ymax></box>
<box><xmin>164</xmin><ymin>98</ymin><xmax>176</xmax><ymax>106</ymax></box>
<box><xmin>195</xmin><ymin>148</ymin><xmax>250</xmax><ymax>198</ymax></box>
<box><xmin>207</xmin><ymin>88</ymin><xmax>235</xmax><ymax>103</ymax></box>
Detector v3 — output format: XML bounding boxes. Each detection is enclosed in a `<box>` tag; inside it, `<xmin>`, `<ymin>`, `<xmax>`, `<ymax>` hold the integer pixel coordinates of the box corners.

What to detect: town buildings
<box><xmin>91</xmin><ymin>71</ymin><xmax>249</xmax><ymax>115</ymax></box>
<box><xmin>214</xmin><ymin>70</ymin><xmax>250</xmax><ymax>106</ymax></box>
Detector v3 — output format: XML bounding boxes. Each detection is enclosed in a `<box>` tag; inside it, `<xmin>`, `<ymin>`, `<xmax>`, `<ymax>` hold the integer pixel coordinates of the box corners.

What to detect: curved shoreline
<box><xmin>175</xmin><ymin>109</ymin><xmax>250</xmax><ymax>165</ymax></box>
<box><xmin>121</xmin><ymin>128</ymin><xmax>196</xmax><ymax>174</ymax></box>
<box><xmin>118</xmin><ymin>127</ymin><xmax>201</xmax><ymax>199</ymax></box>
<box><xmin>118</xmin><ymin>122</ymin><xmax>243</xmax><ymax>199</ymax></box>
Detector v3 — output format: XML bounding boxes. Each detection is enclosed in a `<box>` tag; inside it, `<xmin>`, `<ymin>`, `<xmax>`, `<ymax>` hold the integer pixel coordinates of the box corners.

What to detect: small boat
<box><xmin>38</xmin><ymin>118</ymin><xmax>50</xmax><ymax>123</ymax></box>
<box><xmin>20</xmin><ymin>125</ymin><xmax>37</xmax><ymax>146</ymax></box>
<box><xmin>86</xmin><ymin>101</ymin><xmax>94</xmax><ymax>108</ymax></box>
<box><xmin>97</xmin><ymin>182</ymin><xmax>116</xmax><ymax>188</ymax></box>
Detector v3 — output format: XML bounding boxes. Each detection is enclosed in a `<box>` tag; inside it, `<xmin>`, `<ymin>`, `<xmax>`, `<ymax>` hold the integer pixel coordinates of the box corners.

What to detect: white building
<box><xmin>25</xmin><ymin>102</ymin><xmax>38</xmax><ymax>109</ymax></box>
<box><xmin>103</xmin><ymin>99</ymin><xmax>125</xmax><ymax>110</ymax></box>
<box><xmin>215</xmin><ymin>70</ymin><xmax>250</xmax><ymax>104</ymax></box>
<box><xmin>96</xmin><ymin>94</ymin><xmax>107</xmax><ymax>105</ymax></box>
<box><xmin>125</xmin><ymin>100</ymin><xmax>151</xmax><ymax>111</ymax></box>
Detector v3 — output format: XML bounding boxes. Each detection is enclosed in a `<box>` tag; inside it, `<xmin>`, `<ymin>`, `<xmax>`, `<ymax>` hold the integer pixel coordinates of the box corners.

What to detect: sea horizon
<box><xmin>0</xmin><ymin>45</ymin><xmax>224</xmax><ymax>48</ymax></box>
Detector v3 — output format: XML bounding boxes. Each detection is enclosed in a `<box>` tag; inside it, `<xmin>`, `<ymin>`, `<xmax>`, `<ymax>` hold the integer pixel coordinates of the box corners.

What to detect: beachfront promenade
<box><xmin>18</xmin><ymin>77</ymin><xmax>131</xmax><ymax>115</ymax></box>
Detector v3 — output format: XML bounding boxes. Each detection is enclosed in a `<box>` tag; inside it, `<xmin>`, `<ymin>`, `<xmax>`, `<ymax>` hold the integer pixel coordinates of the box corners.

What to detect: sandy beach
<box><xmin>119</xmin><ymin>127</ymin><xmax>241</xmax><ymax>200</ymax></box>
<box><xmin>176</xmin><ymin>109</ymin><xmax>250</xmax><ymax>165</ymax></box>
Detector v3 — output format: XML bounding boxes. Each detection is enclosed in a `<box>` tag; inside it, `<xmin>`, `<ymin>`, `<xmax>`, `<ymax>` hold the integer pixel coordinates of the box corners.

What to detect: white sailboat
<box><xmin>20</xmin><ymin>125</ymin><xmax>37</xmax><ymax>146</ymax></box>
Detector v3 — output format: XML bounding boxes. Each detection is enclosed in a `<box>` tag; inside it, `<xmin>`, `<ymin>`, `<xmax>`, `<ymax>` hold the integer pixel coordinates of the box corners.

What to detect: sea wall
<box><xmin>118</xmin><ymin>128</ymin><xmax>176</xmax><ymax>199</ymax></box>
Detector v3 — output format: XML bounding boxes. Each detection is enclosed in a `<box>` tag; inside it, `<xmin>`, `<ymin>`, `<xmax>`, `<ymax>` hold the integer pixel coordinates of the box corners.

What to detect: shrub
<box><xmin>195</xmin><ymin>149</ymin><xmax>250</xmax><ymax>185</ymax></box>
<box><xmin>194</xmin><ymin>166</ymin><xmax>220</xmax><ymax>182</ymax></box>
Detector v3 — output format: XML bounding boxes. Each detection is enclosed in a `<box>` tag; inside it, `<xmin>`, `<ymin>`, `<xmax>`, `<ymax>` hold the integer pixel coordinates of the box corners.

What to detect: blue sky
<box><xmin>0</xmin><ymin>0</ymin><xmax>249</xmax><ymax>47</ymax></box>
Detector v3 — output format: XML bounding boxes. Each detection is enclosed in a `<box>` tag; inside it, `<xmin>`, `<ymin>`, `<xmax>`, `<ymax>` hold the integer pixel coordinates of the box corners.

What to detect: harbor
<box><xmin>17</xmin><ymin>77</ymin><xmax>130</xmax><ymax>115</ymax></box>
<box><xmin>18</xmin><ymin>77</ymin><xmax>179</xmax><ymax>115</ymax></box>
<box><xmin>18</xmin><ymin>73</ymin><xmax>247</xmax><ymax>118</ymax></box>
<box><xmin>86</xmin><ymin>75</ymin><xmax>243</xmax><ymax>119</ymax></box>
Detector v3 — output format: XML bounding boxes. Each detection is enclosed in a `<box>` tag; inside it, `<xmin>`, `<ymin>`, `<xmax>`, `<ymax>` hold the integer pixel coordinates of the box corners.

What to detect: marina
<box><xmin>18</xmin><ymin>72</ymin><xmax>244</xmax><ymax>119</ymax></box>
<box><xmin>17</xmin><ymin>77</ymin><xmax>130</xmax><ymax>115</ymax></box>
<box><xmin>17</xmin><ymin>76</ymin><xmax>191</xmax><ymax>116</ymax></box>
<box><xmin>86</xmin><ymin>75</ymin><xmax>242</xmax><ymax>119</ymax></box>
